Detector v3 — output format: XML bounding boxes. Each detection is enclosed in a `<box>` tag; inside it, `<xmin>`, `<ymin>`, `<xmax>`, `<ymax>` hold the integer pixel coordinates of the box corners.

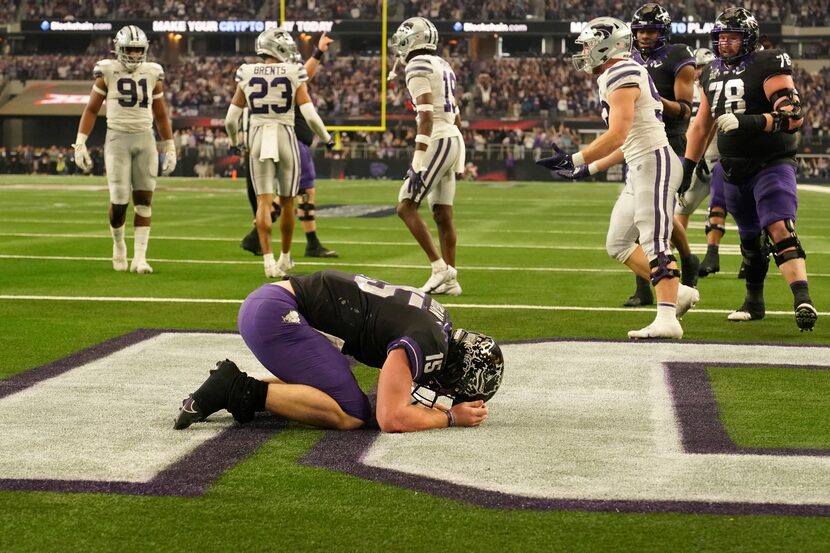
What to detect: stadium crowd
<box><xmin>1</xmin><ymin>0</ymin><xmax>829</xmax><ymax>25</ymax></box>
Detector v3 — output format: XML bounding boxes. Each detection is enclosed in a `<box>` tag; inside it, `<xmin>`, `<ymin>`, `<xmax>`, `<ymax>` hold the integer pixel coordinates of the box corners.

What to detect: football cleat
<box><xmin>737</xmin><ymin>260</ymin><xmax>747</xmax><ymax>279</ymax></box>
<box><xmin>276</xmin><ymin>255</ymin><xmax>295</xmax><ymax>274</ymax></box>
<box><xmin>129</xmin><ymin>259</ymin><xmax>153</xmax><ymax>274</ymax></box>
<box><xmin>727</xmin><ymin>300</ymin><xmax>765</xmax><ymax>322</ymax></box>
<box><xmin>112</xmin><ymin>242</ymin><xmax>128</xmax><ymax>272</ymax></box>
<box><xmin>681</xmin><ymin>254</ymin><xmax>700</xmax><ymax>288</ymax></box>
<box><xmin>173</xmin><ymin>395</ymin><xmax>206</xmax><ymax>430</ymax></box>
<box><xmin>420</xmin><ymin>265</ymin><xmax>457</xmax><ymax>294</ymax></box>
<box><xmin>628</xmin><ymin>319</ymin><xmax>683</xmax><ymax>340</ymax></box>
<box><xmin>795</xmin><ymin>303</ymin><xmax>818</xmax><ymax>332</ymax></box>
<box><xmin>623</xmin><ymin>293</ymin><xmax>653</xmax><ymax>307</ymax></box>
<box><xmin>676</xmin><ymin>285</ymin><xmax>700</xmax><ymax>319</ymax></box>
<box><xmin>698</xmin><ymin>250</ymin><xmax>720</xmax><ymax>277</ymax></box>
<box><xmin>305</xmin><ymin>243</ymin><xmax>338</xmax><ymax>258</ymax></box>
<box><xmin>264</xmin><ymin>259</ymin><xmax>284</xmax><ymax>278</ymax></box>
<box><xmin>432</xmin><ymin>277</ymin><xmax>463</xmax><ymax>296</ymax></box>
<box><xmin>240</xmin><ymin>227</ymin><xmax>262</xmax><ymax>256</ymax></box>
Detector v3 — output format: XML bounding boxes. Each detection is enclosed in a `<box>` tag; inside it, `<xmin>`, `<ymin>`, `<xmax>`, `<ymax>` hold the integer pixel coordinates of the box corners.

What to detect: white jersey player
<box><xmin>225</xmin><ymin>29</ymin><xmax>331</xmax><ymax>279</ymax></box>
<box><xmin>73</xmin><ymin>25</ymin><xmax>176</xmax><ymax>274</ymax></box>
<box><xmin>537</xmin><ymin>17</ymin><xmax>699</xmax><ymax>339</ymax></box>
<box><xmin>391</xmin><ymin>17</ymin><xmax>465</xmax><ymax>296</ymax></box>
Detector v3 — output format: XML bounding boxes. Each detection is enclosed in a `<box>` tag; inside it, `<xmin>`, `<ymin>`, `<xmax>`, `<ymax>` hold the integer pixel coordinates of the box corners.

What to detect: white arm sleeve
<box><xmin>225</xmin><ymin>104</ymin><xmax>244</xmax><ymax>145</ymax></box>
<box><xmin>298</xmin><ymin>102</ymin><xmax>331</xmax><ymax>142</ymax></box>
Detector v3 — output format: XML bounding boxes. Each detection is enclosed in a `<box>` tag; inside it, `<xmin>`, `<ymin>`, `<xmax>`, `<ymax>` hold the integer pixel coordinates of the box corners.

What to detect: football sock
<box><xmin>790</xmin><ymin>280</ymin><xmax>812</xmax><ymax>309</ymax></box>
<box><xmin>133</xmin><ymin>226</ymin><xmax>150</xmax><ymax>260</ymax></box>
<box><xmin>110</xmin><ymin>225</ymin><xmax>126</xmax><ymax>251</ymax></box>
<box><xmin>431</xmin><ymin>259</ymin><xmax>448</xmax><ymax>273</ymax></box>
<box><xmin>306</xmin><ymin>230</ymin><xmax>321</xmax><ymax>248</ymax></box>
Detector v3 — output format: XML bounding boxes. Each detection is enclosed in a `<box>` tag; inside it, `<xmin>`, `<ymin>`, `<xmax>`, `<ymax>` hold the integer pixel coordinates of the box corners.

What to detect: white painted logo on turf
<box><xmin>363</xmin><ymin>341</ymin><xmax>830</xmax><ymax>506</ymax></box>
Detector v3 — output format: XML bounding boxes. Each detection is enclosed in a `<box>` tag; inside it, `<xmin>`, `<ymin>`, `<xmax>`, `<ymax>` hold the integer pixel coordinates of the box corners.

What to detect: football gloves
<box><xmin>72</xmin><ymin>142</ymin><xmax>93</xmax><ymax>173</ymax></box>
<box><xmin>161</xmin><ymin>140</ymin><xmax>177</xmax><ymax>176</ymax></box>
<box><xmin>677</xmin><ymin>158</ymin><xmax>697</xmax><ymax>208</ymax></box>
<box><xmin>556</xmin><ymin>163</ymin><xmax>592</xmax><ymax>180</ymax></box>
<box><xmin>535</xmin><ymin>144</ymin><xmax>574</xmax><ymax>172</ymax></box>
<box><xmin>695</xmin><ymin>158</ymin><xmax>711</xmax><ymax>185</ymax></box>
<box><xmin>405</xmin><ymin>166</ymin><xmax>425</xmax><ymax>196</ymax></box>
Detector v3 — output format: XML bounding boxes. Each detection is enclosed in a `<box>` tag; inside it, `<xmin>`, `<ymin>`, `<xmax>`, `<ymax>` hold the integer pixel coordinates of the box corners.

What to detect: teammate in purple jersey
<box><xmin>174</xmin><ymin>270</ymin><xmax>504</xmax><ymax>433</ymax></box>
<box><xmin>682</xmin><ymin>7</ymin><xmax>817</xmax><ymax>331</ymax></box>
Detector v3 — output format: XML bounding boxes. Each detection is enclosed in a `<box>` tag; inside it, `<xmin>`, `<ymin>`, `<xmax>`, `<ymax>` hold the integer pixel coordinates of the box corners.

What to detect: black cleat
<box><xmin>623</xmin><ymin>294</ymin><xmax>653</xmax><ymax>307</ymax></box>
<box><xmin>173</xmin><ymin>395</ymin><xmax>206</xmax><ymax>430</ymax></box>
<box><xmin>698</xmin><ymin>250</ymin><xmax>720</xmax><ymax>277</ymax></box>
<box><xmin>795</xmin><ymin>303</ymin><xmax>818</xmax><ymax>332</ymax></box>
<box><xmin>173</xmin><ymin>359</ymin><xmax>242</xmax><ymax>429</ymax></box>
<box><xmin>305</xmin><ymin>243</ymin><xmax>338</xmax><ymax>258</ymax></box>
<box><xmin>737</xmin><ymin>259</ymin><xmax>747</xmax><ymax>279</ymax></box>
<box><xmin>681</xmin><ymin>254</ymin><xmax>700</xmax><ymax>288</ymax></box>
<box><xmin>240</xmin><ymin>227</ymin><xmax>262</xmax><ymax>256</ymax></box>
<box><xmin>727</xmin><ymin>300</ymin><xmax>765</xmax><ymax>322</ymax></box>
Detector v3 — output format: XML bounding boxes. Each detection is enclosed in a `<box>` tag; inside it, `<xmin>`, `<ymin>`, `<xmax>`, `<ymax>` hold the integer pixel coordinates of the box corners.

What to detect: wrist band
<box><xmin>445</xmin><ymin>409</ymin><xmax>455</xmax><ymax>428</ymax></box>
<box><xmin>312</xmin><ymin>48</ymin><xmax>324</xmax><ymax>61</ymax></box>
<box><xmin>571</xmin><ymin>151</ymin><xmax>585</xmax><ymax>167</ymax></box>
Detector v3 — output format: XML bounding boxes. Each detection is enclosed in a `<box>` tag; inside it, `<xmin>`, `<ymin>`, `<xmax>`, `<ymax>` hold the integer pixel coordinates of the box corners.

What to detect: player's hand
<box><xmin>677</xmin><ymin>158</ymin><xmax>696</xmax><ymax>207</ymax></box>
<box><xmin>535</xmin><ymin>144</ymin><xmax>574</xmax><ymax>171</ymax></box>
<box><xmin>405</xmin><ymin>166</ymin><xmax>425</xmax><ymax>195</ymax></box>
<box><xmin>695</xmin><ymin>158</ymin><xmax>711</xmax><ymax>184</ymax></box>
<box><xmin>161</xmin><ymin>140</ymin><xmax>177</xmax><ymax>176</ymax></box>
<box><xmin>318</xmin><ymin>32</ymin><xmax>333</xmax><ymax>52</ymax></box>
<box><xmin>557</xmin><ymin>163</ymin><xmax>592</xmax><ymax>180</ymax></box>
<box><xmin>716</xmin><ymin>113</ymin><xmax>740</xmax><ymax>133</ymax></box>
<box><xmin>325</xmin><ymin>138</ymin><xmax>336</xmax><ymax>150</ymax></box>
<box><xmin>229</xmin><ymin>145</ymin><xmax>243</xmax><ymax>156</ymax></box>
<box><xmin>72</xmin><ymin>142</ymin><xmax>93</xmax><ymax>173</ymax></box>
<box><xmin>449</xmin><ymin>400</ymin><xmax>488</xmax><ymax>427</ymax></box>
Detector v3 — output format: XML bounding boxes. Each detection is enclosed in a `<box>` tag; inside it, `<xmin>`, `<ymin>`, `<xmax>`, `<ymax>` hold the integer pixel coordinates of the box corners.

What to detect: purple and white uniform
<box><xmin>600</xmin><ymin>61</ymin><xmax>682</xmax><ymax>264</ymax></box>
<box><xmin>237</xmin><ymin>270</ymin><xmax>452</xmax><ymax>421</ymax></box>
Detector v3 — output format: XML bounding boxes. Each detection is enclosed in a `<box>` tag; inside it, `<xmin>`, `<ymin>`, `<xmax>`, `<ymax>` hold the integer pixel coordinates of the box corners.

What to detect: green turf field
<box><xmin>1</xmin><ymin>174</ymin><xmax>829</xmax><ymax>552</ymax></box>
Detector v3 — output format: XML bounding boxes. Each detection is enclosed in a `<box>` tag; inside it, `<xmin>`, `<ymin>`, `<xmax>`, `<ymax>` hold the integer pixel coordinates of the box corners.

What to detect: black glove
<box><xmin>677</xmin><ymin>158</ymin><xmax>697</xmax><ymax>207</ymax></box>
<box><xmin>556</xmin><ymin>163</ymin><xmax>592</xmax><ymax>180</ymax></box>
<box><xmin>695</xmin><ymin>158</ymin><xmax>710</xmax><ymax>185</ymax></box>
<box><xmin>229</xmin><ymin>145</ymin><xmax>242</xmax><ymax>156</ymax></box>
<box><xmin>535</xmin><ymin>144</ymin><xmax>574</xmax><ymax>172</ymax></box>
<box><xmin>325</xmin><ymin>139</ymin><xmax>336</xmax><ymax>151</ymax></box>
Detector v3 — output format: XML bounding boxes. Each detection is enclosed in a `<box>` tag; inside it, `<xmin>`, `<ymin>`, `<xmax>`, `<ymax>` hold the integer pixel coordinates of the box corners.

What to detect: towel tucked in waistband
<box><xmin>259</xmin><ymin>124</ymin><xmax>280</xmax><ymax>162</ymax></box>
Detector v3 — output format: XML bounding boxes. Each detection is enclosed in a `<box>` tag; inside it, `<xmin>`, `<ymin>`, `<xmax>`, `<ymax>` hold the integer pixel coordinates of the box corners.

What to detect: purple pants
<box><xmin>723</xmin><ymin>163</ymin><xmax>798</xmax><ymax>239</ymax></box>
<box><xmin>237</xmin><ymin>284</ymin><xmax>371</xmax><ymax>422</ymax></box>
<box><xmin>298</xmin><ymin>141</ymin><xmax>316</xmax><ymax>192</ymax></box>
<box><xmin>709</xmin><ymin>161</ymin><xmax>725</xmax><ymax>209</ymax></box>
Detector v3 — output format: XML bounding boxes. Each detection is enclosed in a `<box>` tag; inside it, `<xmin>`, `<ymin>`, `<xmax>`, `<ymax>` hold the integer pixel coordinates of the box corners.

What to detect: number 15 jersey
<box><xmin>235</xmin><ymin>62</ymin><xmax>308</xmax><ymax>128</ymax></box>
<box><xmin>94</xmin><ymin>59</ymin><xmax>165</xmax><ymax>133</ymax></box>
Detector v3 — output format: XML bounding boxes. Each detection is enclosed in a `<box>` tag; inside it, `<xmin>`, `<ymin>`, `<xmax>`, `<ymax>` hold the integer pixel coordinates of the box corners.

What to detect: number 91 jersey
<box><xmin>94</xmin><ymin>59</ymin><xmax>165</xmax><ymax>132</ymax></box>
<box><xmin>235</xmin><ymin>62</ymin><xmax>308</xmax><ymax>128</ymax></box>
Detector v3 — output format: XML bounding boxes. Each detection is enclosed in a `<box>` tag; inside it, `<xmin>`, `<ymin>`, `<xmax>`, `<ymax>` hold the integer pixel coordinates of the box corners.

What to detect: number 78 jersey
<box><xmin>404</xmin><ymin>54</ymin><xmax>463</xmax><ymax>140</ymax></box>
<box><xmin>235</xmin><ymin>62</ymin><xmax>308</xmax><ymax>127</ymax></box>
<box><xmin>94</xmin><ymin>59</ymin><xmax>165</xmax><ymax>132</ymax></box>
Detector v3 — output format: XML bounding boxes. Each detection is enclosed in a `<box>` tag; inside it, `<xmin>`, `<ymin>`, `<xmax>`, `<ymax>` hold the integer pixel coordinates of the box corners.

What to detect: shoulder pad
<box><xmin>235</xmin><ymin>64</ymin><xmax>246</xmax><ymax>83</ymax></box>
<box><xmin>754</xmin><ymin>49</ymin><xmax>793</xmax><ymax>76</ymax></box>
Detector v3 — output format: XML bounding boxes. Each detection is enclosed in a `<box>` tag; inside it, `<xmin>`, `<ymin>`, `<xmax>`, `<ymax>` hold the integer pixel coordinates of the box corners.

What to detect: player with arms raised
<box><xmin>73</xmin><ymin>25</ymin><xmax>176</xmax><ymax>274</ymax></box>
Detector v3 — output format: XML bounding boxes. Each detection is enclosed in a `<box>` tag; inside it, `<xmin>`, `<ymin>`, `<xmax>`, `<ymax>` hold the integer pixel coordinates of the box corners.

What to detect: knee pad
<box><xmin>740</xmin><ymin>235</ymin><xmax>770</xmax><ymax>283</ymax></box>
<box><xmin>705</xmin><ymin>208</ymin><xmax>727</xmax><ymax>236</ymax></box>
<box><xmin>226</xmin><ymin>371</ymin><xmax>268</xmax><ymax>424</ymax></box>
<box><xmin>768</xmin><ymin>220</ymin><xmax>806</xmax><ymax>267</ymax></box>
<box><xmin>269</xmin><ymin>201</ymin><xmax>282</xmax><ymax>223</ymax></box>
<box><xmin>649</xmin><ymin>253</ymin><xmax>681</xmax><ymax>286</ymax></box>
<box><xmin>297</xmin><ymin>193</ymin><xmax>314</xmax><ymax>221</ymax></box>
<box><xmin>134</xmin><ymin>204</ymin><xmax>152</xmax><ymax>218</ymax></box>
<box><xmin>110</xmin><ymin>203</ymin><xmax>128</xmax><ymax>226</ymax></box>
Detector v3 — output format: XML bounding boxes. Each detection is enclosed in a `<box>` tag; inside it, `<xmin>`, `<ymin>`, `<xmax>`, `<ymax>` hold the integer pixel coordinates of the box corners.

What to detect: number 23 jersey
<box><xmin>235</xmin><ymin>62</ymin><xmax>308</xmax><ymax>128</ymax></box>
<box><xmin>94</xmin><ymin>59</ymin><xmax>165</xmax><ymax>132</ymax></box>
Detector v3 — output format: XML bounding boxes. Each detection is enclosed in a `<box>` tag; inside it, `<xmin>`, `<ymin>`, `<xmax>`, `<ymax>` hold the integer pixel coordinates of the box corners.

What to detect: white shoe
<box><xmin>420</xmin><ymin>265</ymin><xmax>457</xmax><ymax>294</ymax></box>
<box><xmin>129</xmin><ymin>259</ymin><xmax>153</xmax><ymax>274</ymax></box>
<box><xmin>112</xmin><ymin>243</ymin><xmax>127</xmax><ymax>272</ymax></box>
<box><xmin>276</xmin><ymin>255</ymin><xmax>295</xmax><ymax>274</ymax></box>
<box><xmin>264</xmin><ymin>260</ymin><xmax>284</xmax><ymax>278</ymax></box>
<box><xmin>676</xmin><ymin>285</ymin><xmax>700</xmax><ymax>319</ymax></box>
<box><xmin>432</xmin><ymin>277</ymin><xmax>463</xmax><ymax>296</ymax></box>
<box><xmin>628</xmin><ymin>319</ymin><xmax>683</xmax><ymax>339</ymax></box>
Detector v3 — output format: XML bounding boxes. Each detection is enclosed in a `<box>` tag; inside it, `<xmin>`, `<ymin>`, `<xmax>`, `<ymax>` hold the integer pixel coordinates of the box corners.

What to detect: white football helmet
<box><xmin>255</xmin><ymin>29</ymin><xmax>300</xmax><ymax>63</ymax></box>
<box><xmin>391</xmin><ymin>17</ymin><xmax>438</xmax><ymax>64</ymax></box>
<box><xmin>113</xmin><ymin>25</ymin><xmax>149</xmax><ymax>72</ymax></box>
<box><xmin>694</xmin><ymin>47</ymin><xmax>715</xmax><ymax>67</ymax></box>
<box><xmin>571</xmin><ymin>17</ymin><xmax>632</xmax><ymax>74</ymax></box>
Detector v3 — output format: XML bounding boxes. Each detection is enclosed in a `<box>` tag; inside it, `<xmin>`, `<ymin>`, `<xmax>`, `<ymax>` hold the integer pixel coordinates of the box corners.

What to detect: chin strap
<box><xmin>387</xmin><ymin>58</ymin><xmax>399</xmax><ymax>82</ymax></box>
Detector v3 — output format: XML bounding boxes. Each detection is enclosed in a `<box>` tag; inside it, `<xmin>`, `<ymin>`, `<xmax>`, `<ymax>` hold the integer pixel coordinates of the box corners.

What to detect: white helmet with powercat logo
<box><xmin>571</xmin><ymin>17</ymin><xmax>632</xmax><ymax>74</ymax></box>
<box><xmin>255</xmin><ymin>29</ymin><xmax>300</xmax><ymax>63</ymax></box>
<box><xmin>391</xmin><ymin>17</ymin><xmax>438</xmax><ymax>64</ymax></box>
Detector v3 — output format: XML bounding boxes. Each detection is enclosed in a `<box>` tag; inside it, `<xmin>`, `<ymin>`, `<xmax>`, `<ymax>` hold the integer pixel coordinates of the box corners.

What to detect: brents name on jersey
<box><xmin>253</xmin><ymin>65</ymin><xmax>287</xmax><ymax>76</ymax></box>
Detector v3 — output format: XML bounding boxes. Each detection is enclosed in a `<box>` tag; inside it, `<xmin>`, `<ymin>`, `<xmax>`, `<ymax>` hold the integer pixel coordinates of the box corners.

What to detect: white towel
<box><xmin>454</xmin><ymin>138</ymin><xmax>466</xmax><ymax>174</ymax></box>
<box><xmin>259</xmin><ymin>124</ymin><xmax>280</xmax><ymax>162</ymax></box>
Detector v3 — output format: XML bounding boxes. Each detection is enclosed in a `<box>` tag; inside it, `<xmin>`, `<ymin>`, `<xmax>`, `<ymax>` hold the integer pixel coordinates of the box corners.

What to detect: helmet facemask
<box><xmin>114</xmin><ymin>25</ymin><xmax>149</xmax><ymax>72</ymax></box>
<box><xmin>391</xmin><ymin>17</ymin><xmax>438</xmax><ymax>65</ymax></box>
<box><xmin>710</xmin><ymin>7</ymin><xmax>759</xmax><ymax>64</ymax></box>
<box><xmin>631</xmin><ymin>3</ymin><xmax>672</xmax><ymax>53</ymax></box>
<box><xmin>571</xmin><ymin>17</ymin><xmax>632</xmax><ymax>74</ymax></box>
